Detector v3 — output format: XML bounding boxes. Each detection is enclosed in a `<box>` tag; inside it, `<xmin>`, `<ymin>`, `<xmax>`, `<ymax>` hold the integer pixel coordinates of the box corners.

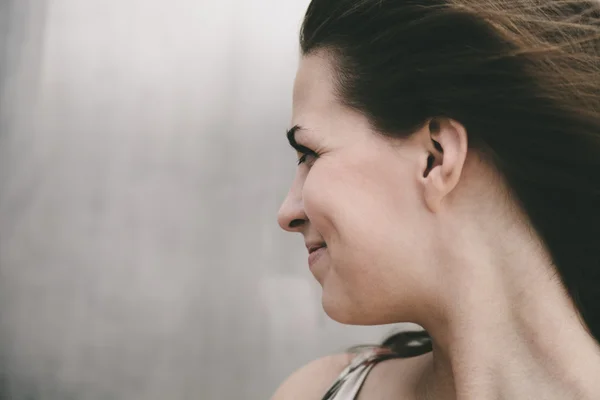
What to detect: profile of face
<box><xmin>277</xmin><ymin>52</ymin><xmax>474</xmax><ymax>326</ymax></box>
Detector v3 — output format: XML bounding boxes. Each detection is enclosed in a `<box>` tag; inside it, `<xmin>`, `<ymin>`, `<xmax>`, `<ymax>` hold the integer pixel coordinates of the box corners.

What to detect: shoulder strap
<box><xmin>321</xmin><ymin>347</ymin><xmax>400</xmax><ymax>400</ymax></box>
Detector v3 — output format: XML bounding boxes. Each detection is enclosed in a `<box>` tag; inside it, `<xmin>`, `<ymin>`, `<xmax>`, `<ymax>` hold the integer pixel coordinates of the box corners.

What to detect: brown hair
<box><xmin>300</xmin><ymin>0</ymin><xmax>600</xmax><ymax>355</ymax></box>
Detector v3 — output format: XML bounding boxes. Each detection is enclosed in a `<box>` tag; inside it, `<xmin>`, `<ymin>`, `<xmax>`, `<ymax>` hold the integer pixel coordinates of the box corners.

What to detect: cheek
<box><xmin>301</xmin><ymin>150</ymin><xmax>432</xmax><ymax>323</ymax></box>
<box><xmin>303</xmin><ymin>159</ymin><xmax>423</xmax><ymax>264</ymax></box>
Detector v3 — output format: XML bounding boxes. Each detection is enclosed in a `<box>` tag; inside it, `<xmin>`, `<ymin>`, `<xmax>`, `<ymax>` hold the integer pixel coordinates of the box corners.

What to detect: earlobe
<box><xmin>421</xmin><ymin>118</ymin><xmax>468</xmax><ymax>213</ymax></box>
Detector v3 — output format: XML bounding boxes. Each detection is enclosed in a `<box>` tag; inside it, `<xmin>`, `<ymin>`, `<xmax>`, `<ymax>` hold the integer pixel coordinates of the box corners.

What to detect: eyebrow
<box><xmin>286</xmin><ymin>124</ymin><xmax>312</xmax><ymax>154</ymax></box>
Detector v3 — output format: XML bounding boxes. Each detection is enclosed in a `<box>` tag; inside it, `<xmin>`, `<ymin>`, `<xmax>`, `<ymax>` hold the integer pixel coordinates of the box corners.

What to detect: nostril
<box><xmin>289</xmin><ymin>219</ymin><xmax>305</xmax><ymax>229</ymax></box>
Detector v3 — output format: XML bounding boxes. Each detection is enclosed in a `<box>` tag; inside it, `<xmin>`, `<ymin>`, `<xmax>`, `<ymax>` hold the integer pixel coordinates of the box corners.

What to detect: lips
<box><xmin>308</xmin><ymin>244</ymin><xmax>327</xmax><ymax>254</ymax></box>
<box><xmin>308</xmin><ymin>245</ymin><xmax>327</xmax><ymax>270</ymax></box>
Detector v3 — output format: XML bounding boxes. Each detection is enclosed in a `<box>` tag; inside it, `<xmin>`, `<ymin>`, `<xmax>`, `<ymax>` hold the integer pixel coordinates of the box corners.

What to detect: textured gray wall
<box><xmin>0</xmin><ymin>1</ymin><xmax>406</xmax><ymax>399</ymax></box>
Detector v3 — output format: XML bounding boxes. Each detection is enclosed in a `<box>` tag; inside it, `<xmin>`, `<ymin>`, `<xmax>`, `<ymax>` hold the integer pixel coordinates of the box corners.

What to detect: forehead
<box><xmin>291</xmin><ymin>52</ymin><xmax>382</xmax><ymax>145</ymax></box>
<box><xmin>292</xmin><ymin>52</ymin><xmax>340</xmax><ymax>118</ymax></box>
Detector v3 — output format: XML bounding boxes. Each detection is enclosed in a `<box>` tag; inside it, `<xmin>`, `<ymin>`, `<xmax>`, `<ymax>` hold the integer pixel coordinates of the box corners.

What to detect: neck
<box><xmin>413</xmin><ymin>212</ymin><xmax>600</xmax><ymax>400</ymax></box>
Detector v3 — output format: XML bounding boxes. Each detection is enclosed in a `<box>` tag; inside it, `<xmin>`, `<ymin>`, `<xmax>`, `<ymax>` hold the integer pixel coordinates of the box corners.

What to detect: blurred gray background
<box><xmin>0</xmin><ymin>1</ymin><xmax>406</xmax><ymax>399</ymax></box>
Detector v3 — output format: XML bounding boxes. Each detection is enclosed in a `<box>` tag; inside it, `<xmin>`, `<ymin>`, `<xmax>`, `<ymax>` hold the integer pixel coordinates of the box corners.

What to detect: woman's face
<box><xmin>278</xmin><ymin>53</ymin><xmax>439</xmax><ymax>325</ymax></box>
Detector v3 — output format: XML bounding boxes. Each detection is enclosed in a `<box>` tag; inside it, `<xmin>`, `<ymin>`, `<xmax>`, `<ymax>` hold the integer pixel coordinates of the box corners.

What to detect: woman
<box><xmin>273</xmin><ymin>0</ymin><xmax>600</xmax><ymax>399</ymax></box>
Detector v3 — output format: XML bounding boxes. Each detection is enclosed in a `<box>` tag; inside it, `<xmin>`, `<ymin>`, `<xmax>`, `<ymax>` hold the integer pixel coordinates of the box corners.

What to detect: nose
<box><xmin>277</xmin><ymin>177</ymin><xmax>307</xmax><ymax>233</ymax></box>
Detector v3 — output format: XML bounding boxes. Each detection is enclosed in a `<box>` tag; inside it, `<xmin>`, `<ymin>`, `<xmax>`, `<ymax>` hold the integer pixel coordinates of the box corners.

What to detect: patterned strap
<box><xmin>321</xmin><ymin>347</ymin><xmax>400</xmax><ymax>400</ymax></box>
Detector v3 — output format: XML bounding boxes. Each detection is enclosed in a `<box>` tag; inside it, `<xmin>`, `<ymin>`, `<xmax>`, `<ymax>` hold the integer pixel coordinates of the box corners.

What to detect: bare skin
<box><xmin>275</xmin><ymin>50</ymin><xmax>600</xmax><ymax>400</ymax></box>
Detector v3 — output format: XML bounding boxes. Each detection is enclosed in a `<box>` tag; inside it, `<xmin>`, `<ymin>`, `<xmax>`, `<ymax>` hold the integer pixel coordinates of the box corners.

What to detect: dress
<box><xmin>320</xmin><ymin>347</ymin><xmax>404</xmax><ymax>400</ymax></box>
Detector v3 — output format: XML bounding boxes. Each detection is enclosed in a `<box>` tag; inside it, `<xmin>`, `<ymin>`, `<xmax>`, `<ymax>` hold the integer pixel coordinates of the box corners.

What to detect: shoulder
<box><xmin>270</xmin><ymin>353</ymin><xmax>354</xmax><ymax>400</ymax></box>
<box><xmin>270</xmin><ymin>349</ymin><xmax>432</xmax><ymax>400</ymax></box>
<box><xmin>357</xmin><ymin>351</ymin><xmax>432</xmax><ymax>400</ymax></box>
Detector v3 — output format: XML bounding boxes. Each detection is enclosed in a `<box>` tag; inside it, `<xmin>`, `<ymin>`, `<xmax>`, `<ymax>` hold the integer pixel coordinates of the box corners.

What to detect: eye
<box><xmin>297</xmin><ymin>150</ymin><xmax>318</xmax><ymax>166</ymax></box>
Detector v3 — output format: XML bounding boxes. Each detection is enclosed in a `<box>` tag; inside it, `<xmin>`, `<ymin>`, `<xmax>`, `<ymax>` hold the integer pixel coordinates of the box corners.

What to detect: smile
<box><xmin>308</xmin><ymin>245</ymin><xmax>327</xmax><ymax>269</ymax></box>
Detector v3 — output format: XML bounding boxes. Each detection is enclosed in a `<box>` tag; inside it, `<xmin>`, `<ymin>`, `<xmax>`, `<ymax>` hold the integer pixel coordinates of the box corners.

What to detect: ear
<box><xmin>419</xmin><ymin>118</ymin><xmax>468</xmax><ymax>213</ymax></box>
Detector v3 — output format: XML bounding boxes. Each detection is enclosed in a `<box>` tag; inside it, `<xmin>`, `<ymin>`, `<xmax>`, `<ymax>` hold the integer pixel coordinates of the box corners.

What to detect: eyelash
<box><xmin>297</xmin><ymin>150</ymin><xmax>318</xmax><ymax>165</ymax></box>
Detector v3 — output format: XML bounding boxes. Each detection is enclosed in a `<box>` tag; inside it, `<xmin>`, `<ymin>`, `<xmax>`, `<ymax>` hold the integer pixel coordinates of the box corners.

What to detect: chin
<box><xmin>321</xmin><ymin>291</ymin><xmax>392</xmax><ymax>326</ymax></box>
